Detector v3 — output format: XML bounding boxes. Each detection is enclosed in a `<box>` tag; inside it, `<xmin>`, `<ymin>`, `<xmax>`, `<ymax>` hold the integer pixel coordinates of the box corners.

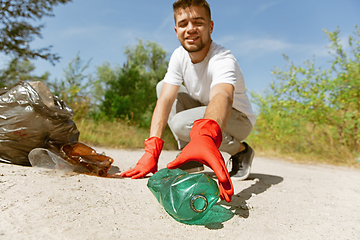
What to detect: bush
<box><xmin>249</xmin><ymin>26</ymin><xmax>360</xmax><ymax>166</ymax></box>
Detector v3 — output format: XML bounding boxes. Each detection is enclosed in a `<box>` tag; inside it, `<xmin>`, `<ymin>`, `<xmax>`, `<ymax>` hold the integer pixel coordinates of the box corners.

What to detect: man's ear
<box><xmin>209</xmin><ymin>21</ymin><xmax>214</xmax><ymax>34</ymax></box>
<box><xmin>174</xmin><ymin>26</ymin><xmax>178</xmax><ymax>34</ymax></box>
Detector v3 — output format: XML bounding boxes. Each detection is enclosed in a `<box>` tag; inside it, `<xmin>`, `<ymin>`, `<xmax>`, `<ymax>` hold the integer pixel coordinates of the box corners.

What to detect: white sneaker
<box><xmin>229</xmin><ymin>142</ymin><xmax>255</xmax><ymax>180</ymax></box>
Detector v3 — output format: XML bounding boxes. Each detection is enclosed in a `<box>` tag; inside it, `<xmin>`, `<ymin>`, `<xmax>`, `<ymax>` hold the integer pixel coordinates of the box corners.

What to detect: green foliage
<box><xmin>125</xmin><ymin>40</ymin><xmax>168</xmax><ymax>80</ymax></box>
<box><xmin>98</xmin><ymin>40</ymin><xmax>168</xmax><ymax>127</ymax></box>
<box><xmin>0</xmin><ymin>0</ymin><xmax>72</xmax><ymax>64</ymax></box>
<box><xmin>47</xmin><ymin>52</ymin><xmax>94</xmax><ymax>119</ymax></box>
<box><xmin>250</xmin><ymin>26</ymin><xmax>360</xmax><ymax>165</ymax></box>
<box><xmin>0</xmin><ymin>58</ymin><xmax>49</xmax><ymax>88</ymax></box>
<box><xmin>100</xmin><ymin>64</ymin><xmax>151</xmax><ymax>123</ymax></box>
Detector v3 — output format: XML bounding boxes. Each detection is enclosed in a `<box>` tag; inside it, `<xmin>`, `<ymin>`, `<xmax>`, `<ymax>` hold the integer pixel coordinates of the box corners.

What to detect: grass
<box><xmin>253</xmin><ymin>148</ymin><xmax>360</xmax><ymax>168</ymax></box>
<box><xmin>248</xmin><ymin>135</ymin><xmax>360</xmax><ymax>169</ymax></box>
<box><xmin>74</xmin><ymin>118</ymin><xmax>360</xmax><ymax>169</ymax></box>
<box><xmin>74</xmin><ymin>118</ymin><xmax>178</xmax><ymax>150</ymax></box>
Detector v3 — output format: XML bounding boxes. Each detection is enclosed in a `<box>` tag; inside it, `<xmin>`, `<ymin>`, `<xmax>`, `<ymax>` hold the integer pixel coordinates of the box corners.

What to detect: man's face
<box><xmin>174</xmin><ymin>6</ymin><xmax>213</xmax><ymax>53</ymax></box>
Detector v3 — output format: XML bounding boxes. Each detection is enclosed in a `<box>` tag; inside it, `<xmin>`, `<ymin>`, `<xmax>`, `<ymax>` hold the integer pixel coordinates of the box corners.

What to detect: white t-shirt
<box><xmin>163</xmin><ymin>41</ymin><xmax>256</xmax><ymax>126</ymax></box>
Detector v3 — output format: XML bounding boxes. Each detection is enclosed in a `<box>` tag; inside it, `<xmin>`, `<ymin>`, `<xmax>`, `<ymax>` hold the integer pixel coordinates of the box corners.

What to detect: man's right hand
<box><xmin>166</xmin><ymin>119</ymin><xmax>234</xmax><ymax>202</ymax></box>
<box><xmin>120</xmin><ymin>137</ymin><xmax>164</xmax><ymax>179</ymax></box>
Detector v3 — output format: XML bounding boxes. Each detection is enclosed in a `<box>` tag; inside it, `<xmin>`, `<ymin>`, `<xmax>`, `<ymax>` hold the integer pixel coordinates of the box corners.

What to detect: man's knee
<box><xmin>169</xmin><ymin>114</ymin><xmax>191</xmax><ymax>141</ymax></box>
<box><xmin>169</xmin><ymin>115</ymin><xmax>183</xmax><ymax>136</ymax></box>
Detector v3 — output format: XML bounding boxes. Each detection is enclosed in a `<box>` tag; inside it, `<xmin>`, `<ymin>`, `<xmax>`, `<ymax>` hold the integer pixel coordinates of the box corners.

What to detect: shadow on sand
<box><xmin>221</xmin><ymin>173</ymin><xmax>284</xmax><ymax>218</ymax></box>
<box><xmin>191</xmin><ymin>173</ymin><xmax>283</xmax><ymax>229</ymax></box>
<box><xmin>113</xmin><ymin>163</ymin><xmax>283</xmax><ymax>229</ymax></box>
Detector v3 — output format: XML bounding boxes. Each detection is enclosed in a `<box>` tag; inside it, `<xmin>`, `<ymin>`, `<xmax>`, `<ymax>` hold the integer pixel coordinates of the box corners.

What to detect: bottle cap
<box><xmin>190</xmin><ymin>195</ymin><xmax>208</xmax><ymax>213</ymax></box>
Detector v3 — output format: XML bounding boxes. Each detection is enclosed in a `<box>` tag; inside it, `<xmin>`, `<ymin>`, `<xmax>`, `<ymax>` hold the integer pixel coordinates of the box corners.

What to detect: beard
<box><xmin>181</xmin><ymin>38</ymin><xmax>207</xmax><ymax>53</ymax></box>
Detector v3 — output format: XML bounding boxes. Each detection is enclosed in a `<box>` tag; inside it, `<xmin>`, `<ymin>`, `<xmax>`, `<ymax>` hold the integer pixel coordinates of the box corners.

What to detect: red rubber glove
<box><xmin>167</xmin><ymin>119</ymin><xmax>234</xmax><ymax>202</ymax></box>
<box><xmin>121</xmin><ymin>136</ymin><xmax>164</xmax><ymax>179</ymax></box>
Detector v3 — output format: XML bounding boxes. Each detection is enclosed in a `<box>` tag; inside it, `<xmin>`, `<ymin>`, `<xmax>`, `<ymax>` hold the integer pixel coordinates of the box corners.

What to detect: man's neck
<box><xmin>188</xmin><ymin>40</ymin><xmax>212</xmax><ymax>64</ymax></box>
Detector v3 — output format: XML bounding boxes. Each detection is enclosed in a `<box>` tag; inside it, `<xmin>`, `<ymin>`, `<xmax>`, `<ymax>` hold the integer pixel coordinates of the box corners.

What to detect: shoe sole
<box><xmin>231</xmin><ymin>168</ymin><xmax>251</xmax><ymax>180</ymax></box>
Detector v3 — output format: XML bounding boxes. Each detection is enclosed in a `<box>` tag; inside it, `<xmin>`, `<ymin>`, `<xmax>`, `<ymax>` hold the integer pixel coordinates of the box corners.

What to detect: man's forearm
<box><xmin>149</xmin><ymin>98</ymin><xmax>173</xmax><ymax>139</ymax></box>
<box><xmin>204</xmin><ymin>92</ymin><xmax>233</xmax><ymax>130</ymax></box>
<box><xmin>149</xmin><ymin>82</ymin><xmax>180</xmax><ymax>139</ymax></box>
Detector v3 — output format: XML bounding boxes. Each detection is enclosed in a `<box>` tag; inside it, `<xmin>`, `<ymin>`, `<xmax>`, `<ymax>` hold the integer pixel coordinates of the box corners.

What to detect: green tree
<box><xmin>99</xmin><ymin>40</ymin><xmax>168</xmax><ymax>126</ymax></box>
<box><xmin>0</xmin><ymin>0</ymin><xmax>72</xmax><ymax>64</ymax></box>
<box><xmin>250</xmin><ymin>26</ymin><xmax>360</xmax><ymax>163</ymax></box>
<box><xmin>101</xmin><ymin>64</ymin><xmax>151</xmax><ymax>123</ymax></box>
<box><xmin>48</xmin><ymin>52</ymin><xmax>93</xmax><ymax>119</ymax></box>
<box><xmin>0</xmin><ymin>58</ymin><xmax>49</xmax><ymax>88</ymax></box>
<box><xmin>125</xmin><ymin>39</ymin><xmax>168</xmax><ymax>80</ymax></box>
<box><xmin>324</xmin><ymin>27</ymin><xmax>360</xmax><ymax>151</ymax></box>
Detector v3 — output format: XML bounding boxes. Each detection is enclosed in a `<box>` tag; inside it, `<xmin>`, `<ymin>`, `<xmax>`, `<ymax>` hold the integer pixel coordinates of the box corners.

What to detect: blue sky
<box><xmin>1</xmin><ymin>0</ymin><xmax>359</xmax><ymax>98</ymax></box>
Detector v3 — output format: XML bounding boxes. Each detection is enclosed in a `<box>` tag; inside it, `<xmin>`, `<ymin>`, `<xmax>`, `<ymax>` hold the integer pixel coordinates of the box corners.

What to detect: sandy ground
<box><xmin>1</xmin><ymin>147</ymin><xmax>359</xmax><ymax>240</ymax></box>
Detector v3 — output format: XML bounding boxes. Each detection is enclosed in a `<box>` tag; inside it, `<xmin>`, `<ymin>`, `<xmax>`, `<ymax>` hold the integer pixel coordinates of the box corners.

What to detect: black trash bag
<box><xmin>0</xmin><ymin>81</ymin><xmax>80</xmax><ymax>166</ymax></box>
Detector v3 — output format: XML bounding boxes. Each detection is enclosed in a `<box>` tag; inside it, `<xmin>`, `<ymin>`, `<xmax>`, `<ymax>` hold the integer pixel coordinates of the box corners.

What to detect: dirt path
<box><xmin>1</xmin><ymin>148</ymin><xmax>359</xmax><ymax>240</ymax></box>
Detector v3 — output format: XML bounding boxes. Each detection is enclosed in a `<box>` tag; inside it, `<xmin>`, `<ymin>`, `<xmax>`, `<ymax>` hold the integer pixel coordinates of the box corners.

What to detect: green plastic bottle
<box><xmin>147</xmin><ymin>168</ymin><xmax>220</xmax><ymax>224</ymax></box>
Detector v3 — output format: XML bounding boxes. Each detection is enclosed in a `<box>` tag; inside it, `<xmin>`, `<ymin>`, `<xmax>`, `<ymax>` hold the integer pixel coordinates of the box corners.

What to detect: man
<box><xmin>121</xmin><ymin>0</ymin><xmax>256</xmax><ymax>203</ymax></box>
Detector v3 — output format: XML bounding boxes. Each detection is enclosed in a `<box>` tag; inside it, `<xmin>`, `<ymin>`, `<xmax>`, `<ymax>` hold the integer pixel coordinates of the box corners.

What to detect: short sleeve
<box><xmin>163</xmin><ymin>48</ymin><xmax>184</xmax><ymax>86</ymax></box>
<box><xmin>209</xmin><ymin>56</ymin><xmax>238</xmax><ymax>89</ymax></box>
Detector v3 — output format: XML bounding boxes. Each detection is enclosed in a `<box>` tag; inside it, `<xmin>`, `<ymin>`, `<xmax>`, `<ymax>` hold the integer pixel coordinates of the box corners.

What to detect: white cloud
<box><xmin>156</xmin><ymin>13</ymin><xmax>175</xmax><ymax>33</ymax></box>
<box><xmin>252</xmin><ymin>0</ymin><xmax>286</xmax><ymax>17</ymax></box>
<box><xmin>216</xmin><ymin>34</ymin><xmax>332</xmax><ymax>62</ymax></box>
<box><xmin>217</xmin><ymin>35</ymin><xmax>292</xmax><ymax>56</ymax></box>
<box><xmin>242</xmin><ymin>37</ymin><xmax>293</xmax><ymax>53</ymax></box>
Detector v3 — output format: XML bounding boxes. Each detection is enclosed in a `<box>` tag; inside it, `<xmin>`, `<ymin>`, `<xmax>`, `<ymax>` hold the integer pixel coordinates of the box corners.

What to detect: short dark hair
<box><xmin>173</xmin><ymin>0</ymin><xmax>211</xmax><ymax>20</ymax></box>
